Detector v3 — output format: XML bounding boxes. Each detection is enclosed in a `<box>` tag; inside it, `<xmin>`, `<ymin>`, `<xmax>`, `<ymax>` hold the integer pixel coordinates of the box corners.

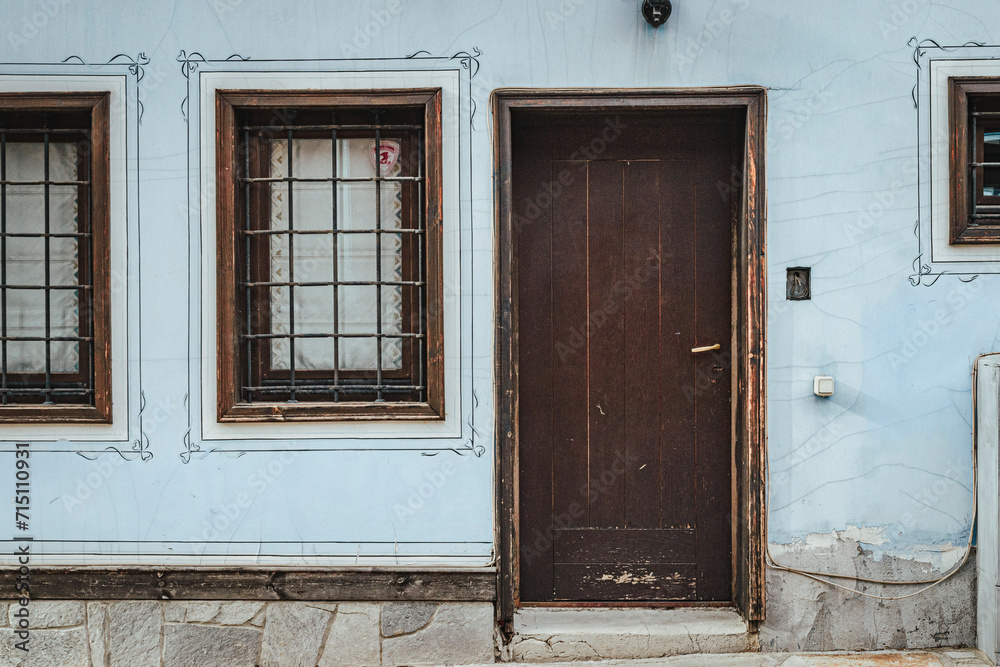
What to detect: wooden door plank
<box><xmin>586</xmin><ymin>160</ymin><xmax>626</xmax><ymax>529</ymax></box>
<box><xmin>658</xmin><ymin>159</ymin><xmax>699</xmax><ymax>535</ymax></box>
<box><xmin>553</xmin><ymin>528</ymin><xmax>695</xmax><ymax>564</ymax></box>
<box><xmin>553</xmin><ymin>563</ymin><xmax>697</xmax><ymax>601</ymax></box>
<box><xmin>515</xmin><ymin>132</ymin><xmax>556</xmax><ymax>602</ymax></box>
<box><xmin>694</xmin><ymin>127</ymin><xmax>736</xmax><ymax>601</ymax></box>
<box><xmin>551</xmin><ymin>160</ymin><xmax>592</xmax><ymax>530</ymax></box>
<box><xmin>623</xmin><ymin>161</ymin><xmax>663</xmax><ymax>530</ymax></box>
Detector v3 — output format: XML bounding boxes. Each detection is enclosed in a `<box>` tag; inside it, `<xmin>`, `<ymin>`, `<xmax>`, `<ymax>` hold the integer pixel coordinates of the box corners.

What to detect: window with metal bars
<box><xmin>0</xmin><ymin>93</ymin><xmax>111</xmax><ymax>423</ymax></box>
<box><xmin>215</xmin><ymin>89</ymin><xmax>444</xmax><ymax>422</ymax></box>
<box><xmin>949</xmin><ymin>78</ymin><xmax>1000</xmax><ymax>244</ymax></box>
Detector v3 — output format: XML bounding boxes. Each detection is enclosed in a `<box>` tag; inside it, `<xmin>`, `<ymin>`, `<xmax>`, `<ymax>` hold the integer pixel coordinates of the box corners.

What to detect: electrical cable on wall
<box><xmin>764</xmin><ymin>352</ymin><xmax>990</xmax><ymax>601</ymax></box>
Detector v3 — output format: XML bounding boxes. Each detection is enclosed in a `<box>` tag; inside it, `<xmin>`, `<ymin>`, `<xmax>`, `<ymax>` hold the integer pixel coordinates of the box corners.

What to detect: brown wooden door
<box><xmin>514</xmin><ymin>110</ymin><xmax>742</xmax><ymax>603</ymax></box>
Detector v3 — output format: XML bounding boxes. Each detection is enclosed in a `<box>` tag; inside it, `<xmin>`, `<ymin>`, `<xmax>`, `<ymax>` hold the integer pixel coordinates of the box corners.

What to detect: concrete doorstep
<box><xmin>466</xmin><ymin>648</ymin><xmax>992</xmax><ymax>666</ymax></box>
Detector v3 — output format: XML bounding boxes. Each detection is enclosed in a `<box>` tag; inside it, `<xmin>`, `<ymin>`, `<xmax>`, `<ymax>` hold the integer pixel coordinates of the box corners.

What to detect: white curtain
<box><xmin>4</xmin><ymin>141</ymin><xmax>80</xmax><ymax>374</ymax></box>
<box><xmin>268</xmin><ymin>137</ymin><xmax>404</xmax><ymax>372</ymax></box>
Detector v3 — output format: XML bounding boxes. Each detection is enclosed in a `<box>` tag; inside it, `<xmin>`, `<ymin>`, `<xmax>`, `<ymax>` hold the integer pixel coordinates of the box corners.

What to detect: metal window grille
<box><xmin>969</xmin><ymin>99</ymin><xmax>1000</xmax><ymax>224</ymax></box>
<box><xmin>0</xmin><ymin>118</ymin><xmax>94</xmax><ymax>406</ymax></box>
<box><xmin>238</xmin><ymin>108</ymin><xmax>426</xmax><ymax>405</ymax></box>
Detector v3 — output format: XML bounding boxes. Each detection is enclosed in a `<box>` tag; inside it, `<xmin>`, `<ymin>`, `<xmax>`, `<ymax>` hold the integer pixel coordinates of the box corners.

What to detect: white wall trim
<box><xmin>198</xmin><ymin>70</ymin><xmax>462</xmax><ymax>440</ymax></box>
<box><xmin>0</xmin><ymin>74</ymin><xmax>129</xmax><ymax>441</ymax></box>
<box><xmin>930</xmin><ymin>59</ymin><xmax>1000</xmax><ymax>263</ymax></box>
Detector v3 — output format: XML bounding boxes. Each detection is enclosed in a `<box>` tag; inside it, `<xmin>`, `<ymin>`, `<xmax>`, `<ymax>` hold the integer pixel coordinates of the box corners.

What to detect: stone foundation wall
<box><xmin>0</xmin><ymin>600</ymin><xmax>495</xmax><ymax>666</ymax></box>
<box><xmin>761</xmin><ymin>540</ymin><xmax>977</xmax><ymax>651</ymax></box>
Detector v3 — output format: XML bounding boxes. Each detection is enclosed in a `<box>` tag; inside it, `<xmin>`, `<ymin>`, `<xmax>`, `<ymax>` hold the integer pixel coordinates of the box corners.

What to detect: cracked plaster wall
<box><xmin>0</xmin><ymin>0</ymin><xmax>993</xmax><ymax>654</ymax></box>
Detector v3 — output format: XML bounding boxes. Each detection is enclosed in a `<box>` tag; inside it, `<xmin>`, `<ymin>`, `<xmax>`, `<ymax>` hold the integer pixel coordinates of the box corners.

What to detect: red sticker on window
<box><xmin>370</xmin><ymin>140</ymin><xmax>401</xmax><ymax>176</ymax></box>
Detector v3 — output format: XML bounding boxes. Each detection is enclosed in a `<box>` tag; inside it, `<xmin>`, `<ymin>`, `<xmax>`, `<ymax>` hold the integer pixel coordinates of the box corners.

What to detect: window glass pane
<box><xmin>4</xmin><ymin>140</ymin><xmax>81</xmax><ymax>377</ymax></box>
<box><xmin>267</xmin><ymin>137</ymin><xmax>403</xmax><ymax>373</ymax></box>
<box><xmin>985</xmin><ymin>130</ymin><xmax>1000</xmax><ymax>197</ymax></box>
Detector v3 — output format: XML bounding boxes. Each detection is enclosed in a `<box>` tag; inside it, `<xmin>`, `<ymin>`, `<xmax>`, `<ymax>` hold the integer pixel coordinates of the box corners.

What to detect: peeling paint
<box><xmin>596</xmin><ymin>571</ymin><xmax>660</xmax><ymax>585</ymax></box>
<box><xmin>770</xmin><ymin>526</ymin><xmax>966</xmax><ymax>573</ymax></box>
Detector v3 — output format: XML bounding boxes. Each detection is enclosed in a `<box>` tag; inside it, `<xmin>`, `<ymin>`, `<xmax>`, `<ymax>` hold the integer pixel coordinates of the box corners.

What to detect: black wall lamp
<box><xmin>642</xmin><ymin>0</ymin><xmax>672</xmax><ymax>27</ymax></box>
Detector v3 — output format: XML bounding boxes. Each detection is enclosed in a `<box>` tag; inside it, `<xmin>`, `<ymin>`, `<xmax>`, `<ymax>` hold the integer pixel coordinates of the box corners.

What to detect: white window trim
<box><xmin>199</xmin><ymin>70</ymin><xmax>462</xmax><ymax>440</ymax></box>
<box><xmin>0</xmin><ymin>75</ymin><xmax>128</xmax><ymax>441</ymax></box>
<box><xmin>931</xmin><ymin>59</ymin><xmax>1000</xmax><ymax>262</ymax></box>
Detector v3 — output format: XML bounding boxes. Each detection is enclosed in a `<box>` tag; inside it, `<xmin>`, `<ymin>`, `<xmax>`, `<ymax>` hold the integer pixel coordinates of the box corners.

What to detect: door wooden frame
<box><xmin>493</xmin><ymin>88</ymin><xmax>767</xmax><ymax>626</ymax></box>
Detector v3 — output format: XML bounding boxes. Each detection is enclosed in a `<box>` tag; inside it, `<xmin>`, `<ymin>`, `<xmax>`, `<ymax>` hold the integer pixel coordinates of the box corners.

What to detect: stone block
<box><xmin>87</xmin><ymin>602</ymin><xmax>109</xmax><ymax>666</ymax></box>
<box><xmin>162</xmin><ymin>624</ymin><xmax>261</xmax><ymax>667</ymax></box>
<box><xmin>8</xmin><ymin>601</ymin><xmax>84</xmax><ymax>628</ymax></box>
<box><xmin>318</xmin><ymin>602</ymin><xmax>380</xmax><ymax>667</ymax></box>
<box><xmin>213</xmin><ymin>602</ymin><xmax>266</xmax><ymax>625</ymax></box>
<box><xmin>108</xmin><ymin>601</ymin><xmax>162</xmax><ymax>667</ymax></box>
<box><xmin>163</xmin><ymin>604</ymin><xmax>185</xmax><ymax>623</ymax></box>
<box><xmin>0</xmin><ymin>627</ymin><xmax>88</xmax><ymax>666</ymax></box>
<box><xmin>382</xmin><ymin>602</ymin><xmax>438</xmax><ymax>637</ymax></box>
<box><xmin>259</xmin><ymin>602</ymin><xmax>332</xmax><ymax>667</ymax></box>
<box><xmin>382</xmin><ymin>602</ymin><xmax>493</xmax><ymax>666</ymax></box>
<box><xmin>178</xmin><ymin>602</ymin><xmax>220</xmax><ymax>623</ymax></box>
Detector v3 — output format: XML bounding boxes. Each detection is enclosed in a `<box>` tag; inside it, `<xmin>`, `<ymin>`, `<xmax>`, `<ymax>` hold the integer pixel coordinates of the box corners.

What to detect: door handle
<box><xmin>691</xmin><ymin>344</ymin><xmax>721</xmax><ymax>354</ymax></box>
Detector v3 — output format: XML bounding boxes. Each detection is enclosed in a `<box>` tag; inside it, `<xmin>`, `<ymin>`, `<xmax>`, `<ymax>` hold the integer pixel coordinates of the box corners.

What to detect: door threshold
<box><xmin>505</xmin><ymin>607</ymin><xmax>755</xmax><ymax>663</ymax></box>
<box><xmin>518</xmin><ymin>601</ymin><xmax>733</xmax><ymax>608</ymax></box>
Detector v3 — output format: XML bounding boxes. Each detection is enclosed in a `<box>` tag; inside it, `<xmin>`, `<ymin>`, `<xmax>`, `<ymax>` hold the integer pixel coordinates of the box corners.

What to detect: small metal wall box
<box><xmin>814</xmin><ymin>375</ymin><xmax>835</xmax><ymax>397</ymax></box>
<box><xmin>642</xmin><ymin>0</ymin><xmax>672</xmax><ymax>27</ymax></box>
<box><xmin>786</xmin><ymin>267</ymin><xmax>811</xmax><ymax>300</ymax></box>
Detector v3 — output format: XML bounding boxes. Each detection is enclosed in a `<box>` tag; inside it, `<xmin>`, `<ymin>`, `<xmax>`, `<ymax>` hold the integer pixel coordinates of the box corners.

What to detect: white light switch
<box><xmin>813</xmin><ymin>375</ymin><xmax>835</xmax><ymax>397</ymax></box>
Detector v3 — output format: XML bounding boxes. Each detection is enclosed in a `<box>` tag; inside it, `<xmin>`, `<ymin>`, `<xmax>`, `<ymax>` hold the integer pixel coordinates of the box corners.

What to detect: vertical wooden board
<box><xmin>514</xmin><ymin>132</ymin><xmax>556</xmax><ymax>601</ymax></box>
<box><xmin>659</xmin><ymin>159</ymin><xmax>698</xmax><ymax>534</ymax></box>
<box><xmin>586</xmin><ymin>160</ymin><xmax>626</xmax><ymax>529</ymax></box>
<box><xmin>551</xmin><ymin>160</ymin><xmax>591</xmax><ymax>529</ymax></box>
<box><xmin>693</xmin><ymin>127</ymin><xmax>735</xmax><ymax>601</ymax></box>
<box><xmin>623</xmin><ymin>160</ymin><xmax>662</xmax><ymax>529</ymax></box>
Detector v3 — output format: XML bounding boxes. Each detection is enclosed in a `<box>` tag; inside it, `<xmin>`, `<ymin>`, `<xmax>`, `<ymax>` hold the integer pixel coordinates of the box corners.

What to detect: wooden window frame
<box><xmin>215</xmin><ymin>89</ymin><xmax>444</xmax><ymax>422</ymax></box>
<box><xmin>0</xmin><ymin>92</ymin><xmax>112</xmax><ymax>424</ymax></box>
<box><xmin>949</xmin><ymin>77</ymin><xmax>1000</xmax><ymax>244</ymax></box>
<box><xmin>493</xmin><ymin>87</ymin><xmax>767</xmax><ymax>627</ymax></box>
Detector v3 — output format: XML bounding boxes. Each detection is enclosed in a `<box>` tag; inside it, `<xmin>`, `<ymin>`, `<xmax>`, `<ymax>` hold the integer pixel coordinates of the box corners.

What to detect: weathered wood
<box><xmin>0</xmin><ymin>567</ymin><xmax>496</xmax><ymax>601</ymax></box>
<box><xmin>733</xmin><ymin>90</ymin><xmax>768</xmax><ymax>624</ymax></box>
<box><xmin>0</xmin><ymin>92</ymin><xmax>112</xmax><ymax>424</ymax></box>
<box><xmin>494</xmin><ymin>87</ymin><xmax>767</xmax><ymax>623</ymax></box>
<box><xmin>553</xmin><ymin>529</ymin><xmax>695</xmax><ymax>564</ymax></box>
<box><xmin>493</xmin><ymin>90</ymin><xmax>519</xmax><ymax>626</ymax></box>
<box><xmin>949</xmin><ymin>78</ymin><xmax>1000</xmax><ymax>244</ymax></box>
<box><xmin>214</xmin><ymin>89</ymin><xmax>445</xmax><ymax>421</ymax></box>
<box><xmin>553</xmin><ymin>563</ymin><xmax>696</xmax><ymax>601</ymax></box>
